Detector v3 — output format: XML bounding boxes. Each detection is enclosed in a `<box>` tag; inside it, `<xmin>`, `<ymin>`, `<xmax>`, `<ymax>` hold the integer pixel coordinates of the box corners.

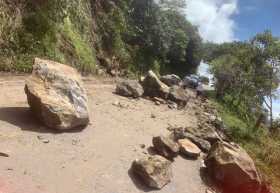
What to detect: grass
<box><xmin>0</xmin><ymin>0</ymin><xmax>96</xmax><ymax>73</ymax></box>
<box><xmin>211</xmin><ymin>99</ymin><xmax>280</xmax><ymax>192</ymax></box>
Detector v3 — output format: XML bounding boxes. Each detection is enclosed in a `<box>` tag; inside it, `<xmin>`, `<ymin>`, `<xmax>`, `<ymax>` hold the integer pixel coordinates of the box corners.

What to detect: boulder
<box><xmin>168</xmin><ymin>85</ymin><xmax>190</xmax><ymax>106</ymax></box>
<box><xmin>131</xmin><ymin>155</ymin><xmax>172</xmax><ymax>189</ymax></box>
<box><xmin>115</xmin><ymin>79</ymin><xmax>144</xmax><ymax>98</ymax></box>
<box><xmin>25</xmin><ymin>58</ymin><xmax>89</xmax><ymax>130</ymax></box>
<box><xmin>160</xmin><ymin>74</ymin><xmax>181</xmax><ymax>87</ymax></box>
<box><xmin>187</xmin><ymin>126</ymin><xmax>222</xmax><ymax>145</ymax></box>
<box><xmin>171</xmin><ymin>127</ymin><xmax>211</xmax><ymax>153</ymax></box>
<box><xmin>178</xmin><ymin>139</ymin><xmax>201</xmax><ymax>159</ymax></box>
<box><xmin>142</xmin><ymin>70</ymin><xmax>170</xmax><ymax>99</ymax></box>
<box><xmin>152</xmin><ymin>135</ymin><xmax>179</xmax><ymax>160</ymax></box>
<box><xmin>205</xmin><ymin>141</ymin><xmax>262</xmax><ymax>193</ymax></box>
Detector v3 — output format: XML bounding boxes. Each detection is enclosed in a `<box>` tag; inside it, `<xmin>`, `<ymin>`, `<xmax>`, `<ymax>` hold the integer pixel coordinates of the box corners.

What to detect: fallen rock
<box><xmin>205</xmin><ymin>141</ymin><xmax>262</xmax><ymax>193</ymax></box>
<box><xmin>131</xmin><ymin>155</ymin><xmax>172</xmax><ymax>189</ymax></box>
<box><xmin>187</xmin><ymin>126</ymin><xmax>222</xmax><ymax>145</ymax></box>
<box><xmin>178</xmin><ymin>139</ymin><xmax>201</xmax><ymax>159</ymax></box>
<box><xmin>168</xmin><ymin>101</ymin><xmax>178</xmax><ymax>109</ymax></box>
<box><xmin>152</xmin><ymin>135</ymin><xmax>179</xmax><ymax>160</ymax></box>
<box><xmin>115</xmin><ymin>79</ymin><xmax>144</xmax><ymax>98</ymax></box>
<box><xmin>142</xmin><ymin>70</ymin><xmax>170</xmax><ymax>99</ymax></box>
<box><xmin>160</xmin><ymin>74</ymin><xmax>181</xmax><ymax>87</ymax></box>
<box><xmin>152</xmin><ymin>97</ymin><xmax>166</xmax><ymax>104</ymax></box>
<box><xmin>170</xmin><ymin>127</ymin><xmax>211</xmax><ymax>153</ymax></box>
<box><xmin>25</xmin><ymin>58</ymin><xmax>89</xmax><ymax>130</ymax></box>
<box><xmin>168</xmin><ymin>86</ymin><xmax>190</xmax><ymax>106</ymax></box>
<box><xmin>205</xmin><ymin>188</ymin><xmax>216</xmax><ymax>193</ymax></box>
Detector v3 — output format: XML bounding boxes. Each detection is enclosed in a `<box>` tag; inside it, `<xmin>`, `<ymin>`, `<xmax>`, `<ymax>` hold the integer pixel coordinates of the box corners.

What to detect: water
<box><xmin>197</xmin><ymin>62</ymin><xmax>280</xmax><ymax>117</ymax></box>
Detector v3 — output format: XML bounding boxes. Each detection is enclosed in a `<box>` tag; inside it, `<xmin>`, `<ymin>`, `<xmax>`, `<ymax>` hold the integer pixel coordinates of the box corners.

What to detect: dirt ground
<box><xmin>0</xmin><ymin>75</ymin><xmax>208</xmax><ymax>193</ymax></box>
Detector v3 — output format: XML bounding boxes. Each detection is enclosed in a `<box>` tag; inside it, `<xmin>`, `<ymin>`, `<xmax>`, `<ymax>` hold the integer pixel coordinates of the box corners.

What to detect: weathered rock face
<box><xmin>115</xmin><ymin>79</ymin><xmax>144</xmax><ymax>98</ymax></box>
<box><xmin>178</xmin><ymin>139</ymin><xmax>201</xmax><ymax>159</ymax></box>
<box><xmin>132</xmin><ymin>155</ymin><xmax>172</xmax><ymax>189</ymax></box>
<box><xmin>168</xmin><ymin>85</ymin><xmax>190</xmax><ymax>106</ymax></box>
<box><xmin>142</xmin><ymin>70</ymin><xmax>170</xmax><ymax>99</ymax></box>
<box><xmin>160</xmin><ymin>74</ymin><xmax>181</xmax><ymax>87</ymax></box>
<box><xmin>25</xmin><ymin>58</ymin><xmax>89</xmax><ymax>130</ymax></box>
<box><xmin>205</xmin><ymin>142</ymin><xmax>262</xmax><ymax>193</ymax></box>
<box><xmin>152</xmin><ymin>135</ymin><xmax>179</xmax><ymax>160</ymax></box>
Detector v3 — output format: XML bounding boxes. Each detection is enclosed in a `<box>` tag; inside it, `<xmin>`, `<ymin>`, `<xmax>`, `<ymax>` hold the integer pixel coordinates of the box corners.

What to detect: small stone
<box><xmin>140</xmin><ymin>144</ymin><xmax>146</xmax><ymax>149</ymax></box>
<box><xmin>151</xmin><ymin>113</ymin><xmax>156</xmax><ymax>119</ymax></box>
<box><xmin>37</xmin><ymin>136</ymin><xmax>50</xmax><ymax>144</ymax></box>
<box><xmin>178</xmin><ymin>139</ymin><xmax>201</xmax><ymax>159</ymax></box>
<box><xmin>205</xmin><ymin>188</ymin><xmax>216</xmax><ymax>193</ymax></box>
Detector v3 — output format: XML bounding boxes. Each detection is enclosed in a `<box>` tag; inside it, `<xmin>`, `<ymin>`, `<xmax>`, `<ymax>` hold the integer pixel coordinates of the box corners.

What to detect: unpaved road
<box><xmin>0</xmin><ymin>75</ymin><xmax>207</xmax><ymax>193</ymax></box>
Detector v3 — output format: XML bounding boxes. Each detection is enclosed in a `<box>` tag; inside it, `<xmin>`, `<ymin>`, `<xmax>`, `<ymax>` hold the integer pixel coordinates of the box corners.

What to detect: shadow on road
<box><xmin>0</xmin><ymin>107</ymin><xmax>55</xmax><ymax>134</ymax></box>
<box><xmin>0</xmin><ymin>107</ymin><xmax>87</xmax><ymax>134</ymax></box>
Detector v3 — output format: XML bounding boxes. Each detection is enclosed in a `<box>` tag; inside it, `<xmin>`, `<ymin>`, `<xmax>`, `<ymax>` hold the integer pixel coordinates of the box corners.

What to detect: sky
<box><xmin>185</xmin><ymin>0</ymin><xmax>280</xmax><ymax>116</ymax></box>
<box><xmin>185</xmin><ymin>0</ymin><xmax>280</xmax><ymax>43</ymax></box>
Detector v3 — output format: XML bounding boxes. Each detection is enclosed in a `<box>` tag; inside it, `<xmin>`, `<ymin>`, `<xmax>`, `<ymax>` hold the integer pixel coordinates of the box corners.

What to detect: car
<box><xmin>182</xmin><ymin>74</ymin><xmax>200</xmax><ymax>89</ymax></box>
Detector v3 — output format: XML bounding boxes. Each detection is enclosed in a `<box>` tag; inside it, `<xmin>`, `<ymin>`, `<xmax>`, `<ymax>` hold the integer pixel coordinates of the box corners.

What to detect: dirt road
<box><xmin>0</xmin><ymin>75</ymin><xmax>207</xmax><ymax>193</ymax></box>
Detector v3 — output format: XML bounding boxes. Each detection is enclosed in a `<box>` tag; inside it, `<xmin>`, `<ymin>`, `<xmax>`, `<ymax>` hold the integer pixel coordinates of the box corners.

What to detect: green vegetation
<box><xmin>206</xmin><ymin>31</ymin><xmax>280</xmax><ymax>192</ymax></box>
<box><xmin>0</xmin><ymin>0</ymin><xmax>96</xmax><ymax>73</ymax></box>
<box><xmin>206</xmin><ymin>31</ymin><xmax>280</xmax><ymax>130</ymax></box>
<box><xmin>0</xmin><ymin>0</ymin><xmax>202</xmax><ymax>76</ymax></box>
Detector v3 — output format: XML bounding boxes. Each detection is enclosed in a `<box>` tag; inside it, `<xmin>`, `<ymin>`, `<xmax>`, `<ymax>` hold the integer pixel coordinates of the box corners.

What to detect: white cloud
<box><xmin>185</xmin><ymin>0</ymin><xmax>238</xmax><ymax>43</ymax></box>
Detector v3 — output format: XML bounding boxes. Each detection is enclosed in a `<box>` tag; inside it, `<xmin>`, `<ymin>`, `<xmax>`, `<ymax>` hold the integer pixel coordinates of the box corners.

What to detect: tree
<box><xmin>251</xmin><ymin>31</ymin><xmax>280</xmax><ymax>130</ymax></box>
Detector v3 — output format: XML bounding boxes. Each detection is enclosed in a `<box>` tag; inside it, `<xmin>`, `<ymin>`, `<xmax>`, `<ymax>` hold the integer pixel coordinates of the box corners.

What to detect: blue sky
<box><xmin>234</xmin><ymin>0</ymin><xmax>280</xmax><ymax>41</ymax></box>
<box><xmin>185</xmin><ymin>0</ymin><xmax>280</xmax><ymax>116</ymax></box>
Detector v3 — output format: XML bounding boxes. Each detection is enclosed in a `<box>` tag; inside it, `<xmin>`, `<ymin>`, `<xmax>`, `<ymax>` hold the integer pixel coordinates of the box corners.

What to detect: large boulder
<box><xmin>142</xmin><ymin>70</ymin><xmax>170</xmax><ymax>99</ymax></box>
<box><xmin>168</xmin><ymin>85</ymin><xmax>190</xmax><ymax>106</ymax></box>
<box><xmin>152</xmin><ymin>135</ymin><xmax>179</xmax><ymax>160</ymax></box>
<box><xmin>115</xmin><ymin>79</ymin><xmax>144</xmax><ymax>98</ymax></box>
<box><xmin>25</xmin><ymin>58</ymin><xmax>89</xmax><ymax>130</ymax></box>
<box><xmin>205</xmin><ymin>141</ymin><xmax>262</xmax><ymax>193</ymax></box>
<box><xmin>131</xmin><ymin>155</ymin><xmax>172</xmax><ymax>189</ymax></box>
<box><xmin>160</xmin><ymin>74</ymin><xmax>181</xmax><ymax>87</ymax></box>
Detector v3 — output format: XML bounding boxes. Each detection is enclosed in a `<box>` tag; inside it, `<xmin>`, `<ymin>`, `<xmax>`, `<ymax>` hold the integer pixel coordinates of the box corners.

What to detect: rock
<box><xmin>153</xmin><ymin>97</ymin><xmax>166</xmax><ymax>104</ymax></box>
<box><xmin>170</xmin><ymin>127</ymin><xmax>211</xmax><ymax>153</ymax></box>
<box><xmin>152</xmin><ymin>135</ymin><xmax>179</xmax><ymax>160</ymax></box>
<box><xmin>205</xmin><ymin>188</ymin><xmax>216</xmax><ymax>193</ymax></box>
<box><xmin>131</xmin><ymin>155</ymin><xmax>172</xmax><ymax>189</ymax></box>
<box><xmin>142</xmin><ymin>70</ymin><xmax>170</xmax><ymax>99</ymax></box>
<box><xmin>187</xmin><ymin>126</ymin><xmax>222</xmax><ymax>145</ymax></box>
<box><xmin>115</xmin><ymin>79</ymin><xmax>144</xmax><ymax>98</ymax></box>
<box><xmin>205</xmin><ymin>141</ymin><xmax>262</xmax><ymax>193</ymax></box>
<box><xmin>151</xmin><ymin>113</ymin><xmax>156</xmax><ymax>119</ymax></box>
<box><xmin>160</xmin><ymin>74</ymin><xmax>181</xmax><ymax>87</ymax></box>
<box><xmin>25</xmin><ymin>58</ymin><xmax>89</xmax><ymax>130</ymax></box>
<box><xmin>178</xmin><ymin>139</ymin><xmax>201</xmax><ymax>159</ymax></box>
<box><xmin>37</xmin><ymin>136</ymin><xmax>50</xmax><ymax>144</ymax></box>
<box><xmin>168</xmin><ymin>101</ymin><xmax>178</xmax><ymax>109</ymax></box>
<box><xmin>168</xmin><ymin>85</ymin><xmax>190</xmax><ymax>106</ymax></box>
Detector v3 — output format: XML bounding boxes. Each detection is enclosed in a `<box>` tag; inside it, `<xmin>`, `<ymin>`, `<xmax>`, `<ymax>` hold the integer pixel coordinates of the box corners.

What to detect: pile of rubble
<box><xmin>115</xmin><ymin>70</ymin><xmax>192</xmax><ymax>109</ymax></box>
<box><xmin>116</xmin><ymin>71</ymin><xmax>270</xmax><ymax>193</ymax></box>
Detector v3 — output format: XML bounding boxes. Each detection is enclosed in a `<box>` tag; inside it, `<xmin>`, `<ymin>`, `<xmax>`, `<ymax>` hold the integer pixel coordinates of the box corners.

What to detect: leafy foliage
<box><xmin>208</xmin><ymin>32</ymin><xmax>280</xmax><ymax>125</ymax></box>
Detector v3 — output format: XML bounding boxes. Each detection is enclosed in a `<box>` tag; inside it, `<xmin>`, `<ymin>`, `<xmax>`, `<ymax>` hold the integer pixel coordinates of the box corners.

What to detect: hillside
<box><xmin>0</xmin><ymin>0</ymin><xmax>202</xmax><ymax>76</ymax></box>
